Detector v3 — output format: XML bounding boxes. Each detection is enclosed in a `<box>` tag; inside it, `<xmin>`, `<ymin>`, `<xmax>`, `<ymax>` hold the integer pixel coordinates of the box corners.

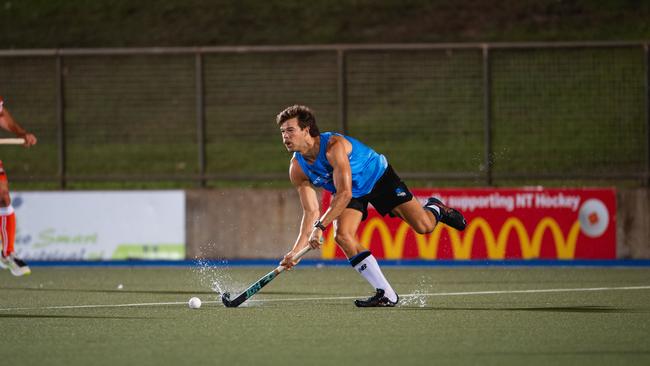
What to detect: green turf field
<box><xmin>1</xmin><ymin>266</ymin><xmax>649</xmax><ymax>365</ymax></box>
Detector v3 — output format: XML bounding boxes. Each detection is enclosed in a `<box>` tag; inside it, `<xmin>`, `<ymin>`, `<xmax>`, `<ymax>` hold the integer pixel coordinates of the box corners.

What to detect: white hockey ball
<box><xmin>188</xmin><ymin>297</ymin><xmax>202</xmax><ymax>309</ymax></box>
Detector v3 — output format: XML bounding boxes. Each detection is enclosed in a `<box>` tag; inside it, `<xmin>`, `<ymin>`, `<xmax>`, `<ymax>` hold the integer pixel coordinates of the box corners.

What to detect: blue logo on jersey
<box><xmin>312</xmin><ymin>172</ymin><xmax>332</xmax><ymax>186</ymax></box>
<box><xmin>395</xmin><ymin>187</ymin><xmax>407</xmax><ymax>197</ymax></box>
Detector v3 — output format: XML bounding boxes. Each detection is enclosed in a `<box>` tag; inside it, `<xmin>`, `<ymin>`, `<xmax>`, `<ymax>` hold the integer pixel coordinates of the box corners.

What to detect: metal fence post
<box><xmin>195</xmin><ymin>52</ymin><xmax>206</xmax><ymax>187</ymax></box>
<box><xmin>337</xmin><ymin>49</ymin><xmax>348</xmax><ymax>134</ymax></box>
<box><xmin>482</xmin><ymin>44</ymin><xmax>493</xmax><ymax>186</ymax></box>
<box><xmin>645</xmin><ymin>44</ymin><xmax>650</xmax><ymax>187</ymax></box>
<box><xmin>1</xmin><ymin>42</ymin><xmax>647</xmax><ymax>186</ymax></box>
<box><xmin>56</xmin><ymin>53</ymin><xmax>67</xmax><ymax>189</ymax></box>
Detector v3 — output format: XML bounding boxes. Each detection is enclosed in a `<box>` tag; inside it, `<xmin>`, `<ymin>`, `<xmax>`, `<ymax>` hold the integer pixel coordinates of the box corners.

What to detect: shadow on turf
<box><xmin>399</xmin><ymin>305</ymin><xmax>646</xmax><ymax>313</ymax></box>
<box><xmin>0</xmin><ymin>313</ymin><xmax>158</xmax><ymax>320</ymax></box>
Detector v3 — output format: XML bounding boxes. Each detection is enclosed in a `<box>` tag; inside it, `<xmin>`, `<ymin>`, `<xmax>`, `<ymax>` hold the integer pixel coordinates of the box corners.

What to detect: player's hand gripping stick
<box><xmin>221</xmin><ymin>245</ymin><xmax>313</xmax><ymax>308</ymax></box>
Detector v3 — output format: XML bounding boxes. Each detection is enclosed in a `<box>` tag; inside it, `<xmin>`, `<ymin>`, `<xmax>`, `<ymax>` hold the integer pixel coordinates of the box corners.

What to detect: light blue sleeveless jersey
<box><xmin>294</xmin><ymin>132</ymin><xmax>388</xmax><ymax>197</ymax></box>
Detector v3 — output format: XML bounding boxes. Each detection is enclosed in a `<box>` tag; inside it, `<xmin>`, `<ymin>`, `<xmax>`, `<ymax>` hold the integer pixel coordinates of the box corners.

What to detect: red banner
<box><xmin>321</xmin><ymin>188</ymin><xmax>616</xmax><ymax>260</ymax></box>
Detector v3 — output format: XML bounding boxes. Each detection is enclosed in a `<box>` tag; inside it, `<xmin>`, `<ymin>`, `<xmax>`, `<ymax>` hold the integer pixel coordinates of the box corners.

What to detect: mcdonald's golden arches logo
<box><xmin>321</xmin><ymin>216</ymin><xmax>581</xmax><ymax>260</ymax></box>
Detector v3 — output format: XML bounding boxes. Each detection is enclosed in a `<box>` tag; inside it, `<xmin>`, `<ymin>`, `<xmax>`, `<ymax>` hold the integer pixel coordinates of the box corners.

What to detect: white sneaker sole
<box><xmin>10</xmin><ymin>266</ymin><xmax>31</xmax><ymax>276</ymax></box>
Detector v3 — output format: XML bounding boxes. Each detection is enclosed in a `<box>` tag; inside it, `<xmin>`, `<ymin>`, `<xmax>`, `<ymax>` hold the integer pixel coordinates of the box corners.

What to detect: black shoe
<box><xmin>425</xmin><ymin>197</ymin><xmax>467</xmax><ymax>231</ymax></box>
<box><xmin>354</xmin><ymin>289</ymin><xmax>399</xmax><ymax>307</ymax></box>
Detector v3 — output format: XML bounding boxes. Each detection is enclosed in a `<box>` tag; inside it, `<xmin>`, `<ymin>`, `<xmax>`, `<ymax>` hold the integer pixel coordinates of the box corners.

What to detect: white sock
<box><xmin>352</xmin><ymin>254</ymin><xmax>397</xmax><ymax>302</ymax></box>
<box><xmin>0</xmin><ymin>205</ymin><xmax>14</xmax><ymax>215</ymax></box>
<box><xmin>424</xmin><ymin>202</ymin><xmax>441</xmax><ymax>220</ymax></box>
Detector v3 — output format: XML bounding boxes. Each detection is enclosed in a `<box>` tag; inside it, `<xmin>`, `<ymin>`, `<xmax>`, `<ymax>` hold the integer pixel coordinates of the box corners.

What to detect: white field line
<box><xmin>255</xmin><ymin>285</ymin><xmax>650</xmax><ymax>303</ymax></box>
<box><xmin>1</xmin><ymin>285</ymin><xmax>649</xmax><ymax>311</ymax></box>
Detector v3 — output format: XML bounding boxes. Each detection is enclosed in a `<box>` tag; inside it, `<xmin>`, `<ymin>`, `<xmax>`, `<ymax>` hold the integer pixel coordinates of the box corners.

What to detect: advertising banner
<box><xmin>321</xmin><ymin>188</ymin><xmax>616</xmax><ymax>260</ymax></box>
<box><xmin>12</xmin><ymin>191</ymin><xmax>185</xmax><ymax>260</ymax></box>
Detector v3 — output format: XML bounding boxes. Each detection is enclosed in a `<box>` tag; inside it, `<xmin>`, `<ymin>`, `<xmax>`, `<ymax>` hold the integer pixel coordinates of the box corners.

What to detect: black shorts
<box><xmin>346</xmin><ymin>165</ymin><xmax>413</xmax><ymax>221</ymax></box>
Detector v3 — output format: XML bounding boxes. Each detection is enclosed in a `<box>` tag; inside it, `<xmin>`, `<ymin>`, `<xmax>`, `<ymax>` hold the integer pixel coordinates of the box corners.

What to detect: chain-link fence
<box><xmin>0</xmin><ymin>42</ymin><xmax>648</xmax><ymax>189</ymax></box>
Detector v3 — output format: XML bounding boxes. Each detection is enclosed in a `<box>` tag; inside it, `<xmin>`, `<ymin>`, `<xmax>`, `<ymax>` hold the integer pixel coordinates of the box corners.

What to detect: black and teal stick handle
<box><xmin>221</xmin><ymin>245</ymin><xmax>313</xmax><ymax>307</ymax></box>
<box><xmin>276</xmin><ymin>245</ymin><xmax>312</xmax><ymax>274</ymax></box>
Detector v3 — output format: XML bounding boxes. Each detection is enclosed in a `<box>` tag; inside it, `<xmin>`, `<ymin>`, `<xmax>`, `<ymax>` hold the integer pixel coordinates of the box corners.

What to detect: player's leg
<box><xmin>390</xmin><ymin>197</ymin><xmax>437</xmax><ymax>234</ymax></box>
<box><xmin>332</xmin><ymin>207</ymin><xmax>365</xmax><ymax>258</ymax></box>
<box><xmin>0</xmin><ymin>163</ymin><xmax>30</xmax><ymax>276</ymax></box>
<box><xmin>334</xmin><ymin>207</ymin><xmax>399</xmax><ymax>307</ymax></box>
<box><xmin>369</xmin><ymin>164</ymin><xmax>466</xmax><ymax>233</ymax></box>
<box><xmin>0</xmin><ymin>169</ymin><xmax>13</xmax><ymax>259</ymax></box>
<box><xmin>392</xmin><ymin>197</ymin><xmax>467</xmax><ymax>232</ymax></box>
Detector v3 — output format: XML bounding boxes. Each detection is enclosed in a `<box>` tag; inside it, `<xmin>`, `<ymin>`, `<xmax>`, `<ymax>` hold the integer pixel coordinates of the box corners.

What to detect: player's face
<box><xmin>280</xmin><ymin>118</ymin><xmax>309</xmax><ymax>152</ymax></box>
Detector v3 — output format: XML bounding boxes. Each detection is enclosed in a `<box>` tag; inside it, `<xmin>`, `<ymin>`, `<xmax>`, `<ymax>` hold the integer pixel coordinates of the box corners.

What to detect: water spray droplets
<box><xmin>400</xmin><ymin>276</ymin><xmax>433</xmax><ymax>307</ymax></box>
<box><xmin>192</xmin><ymin>256</ymin><xmax>234</xmax><ymax>297</ymax></box>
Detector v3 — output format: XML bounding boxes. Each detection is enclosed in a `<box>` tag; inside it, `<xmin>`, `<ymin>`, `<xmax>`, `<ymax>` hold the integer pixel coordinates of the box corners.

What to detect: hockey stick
<box><xmin>221</xmin><ymin>245</ymin><xmax>312</xmax><ymax>308</ymax></box>
<box><xmin>0</xmin><ymin>138</ymin><xmax>25</xmax><ymax>145</ymax></box>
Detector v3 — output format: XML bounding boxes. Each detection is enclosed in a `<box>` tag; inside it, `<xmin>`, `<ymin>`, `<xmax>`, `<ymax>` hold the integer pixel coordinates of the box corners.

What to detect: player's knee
<box><xmin>334</xmin><ymin>230</ymin><xmax>355</xmax><ymax>248</ymax></box>
<box><xmin>412</xmin><ymin>219</ymin><xmax>435</xmax><ymax>234</ymax></box>
<box><xmin>0</xmin><ymin>189</ymin><xmax>10</xmax><ymax>206</ymax></box>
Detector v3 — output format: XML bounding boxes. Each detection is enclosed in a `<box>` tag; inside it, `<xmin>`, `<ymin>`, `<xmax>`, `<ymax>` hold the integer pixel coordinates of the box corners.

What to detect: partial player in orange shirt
<box><xmin>0</xmin><ymin>97</ymin><xmax>37</xmax><ymax>276</ymax></box>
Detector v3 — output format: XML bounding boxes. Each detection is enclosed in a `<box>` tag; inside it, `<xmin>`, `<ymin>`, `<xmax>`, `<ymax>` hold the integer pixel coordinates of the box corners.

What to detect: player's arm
<box><xmin>319</xmin><ymin>136</ymin><xmax>353</xmax><ymax>227</ymax></box>
<box><xmin>280</xmin><ymin>157</ymin><xmax>320</xmax><ymax>268</ymax></box>
<box><xmin>306</xmin><ymin>136</ymin><xmax>352</xmax><ymax>247</ymax></box>
<box><xmin>0</xmin><ymin>106</ymin><xmax>37</xmax><ymax>147</ymax></box>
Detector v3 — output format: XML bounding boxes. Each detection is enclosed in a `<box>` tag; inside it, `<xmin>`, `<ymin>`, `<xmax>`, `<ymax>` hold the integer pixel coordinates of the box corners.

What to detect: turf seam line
<box><xmin>253</xmin><ymin>285</ymin><xmax>650</xmax><ymax>303</ymax></box>
<box><xmin>1</xmin><ymin>285</ymin><xmax>649</xmax><ymax>311</ymax></box>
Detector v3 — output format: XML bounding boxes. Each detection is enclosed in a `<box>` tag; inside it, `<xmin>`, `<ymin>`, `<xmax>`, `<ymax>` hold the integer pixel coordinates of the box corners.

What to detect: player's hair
<box><xmin>276</xmin><ymin>105</ymin><xmax>320</xmax><ymax>137</ymax></box>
